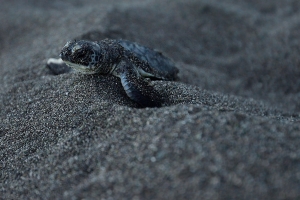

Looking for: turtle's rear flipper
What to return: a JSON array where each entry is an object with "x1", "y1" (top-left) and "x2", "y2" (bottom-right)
[
  {"x1": 114, "y1": 61, "x2": 163, "y2": 108},
  {"x1": 47, "y1": 58, "x2": 73, "y2": 75}
]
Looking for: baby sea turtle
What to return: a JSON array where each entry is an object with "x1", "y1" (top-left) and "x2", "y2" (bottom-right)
[{"x1": 47, "y1": 39, "x2": 178, "y2": 107}]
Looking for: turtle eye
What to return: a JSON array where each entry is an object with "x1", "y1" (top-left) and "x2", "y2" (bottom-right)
[{"x1": 75, "y1": 50, "x2": 86, "y2": 60}]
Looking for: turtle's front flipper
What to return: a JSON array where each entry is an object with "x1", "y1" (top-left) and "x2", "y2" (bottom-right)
[
  {"x1": 47, "y1": 58, "x2": 73, "y2": 75},
  {"x1": 114, "y1": 61, "x2": 163, "y2": 108}
]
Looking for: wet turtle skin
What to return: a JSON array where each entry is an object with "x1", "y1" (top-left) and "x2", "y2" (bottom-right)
[{"x1": 47, "y1": 39, "x2": 179, "y2": 107}]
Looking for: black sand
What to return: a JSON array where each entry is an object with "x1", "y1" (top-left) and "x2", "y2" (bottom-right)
[{"x1": 1, "y1": 0, "x2": 300, "y2": 199}]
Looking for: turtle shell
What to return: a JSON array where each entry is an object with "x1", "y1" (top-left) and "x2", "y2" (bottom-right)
[{"x1": 118, "y1": 40, "x2": 178, "y2": 81}]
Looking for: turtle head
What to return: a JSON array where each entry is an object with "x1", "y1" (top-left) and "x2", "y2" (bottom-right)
[{"x1": 60, "y1": 40, "x2": 104, "y2": 74}]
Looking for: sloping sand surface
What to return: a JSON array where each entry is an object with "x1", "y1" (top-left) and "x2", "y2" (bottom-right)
[{"x1": 1, "y1": 0, "x2": 300, "y2": 199}]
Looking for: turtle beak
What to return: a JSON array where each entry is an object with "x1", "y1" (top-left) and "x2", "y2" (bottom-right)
[{"x1": 60, "y1": 52, "x2": 67, "y2": 61}]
